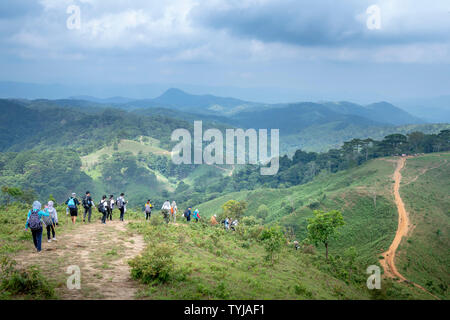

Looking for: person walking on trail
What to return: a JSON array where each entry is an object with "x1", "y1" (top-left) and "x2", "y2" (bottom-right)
[
  {"x1": 116, "y1": 193, "x2": 127, "y2": 221},
  {"x1": 193, "y1": 208, "x2": 200, "y2": 223},
  {"x1": 184, "y1": 207, "x2": 192, "y2": 222},
  {"x1": 106, "y1": 195, "x2": 114, "y2": 221},
  {"x1": 171, "y1": 201, "x2": 178, "y2": 223},
  {"x1": 230, "y1": 219, "x2": 238, "y2": 231},
  {"x1": 66, "y1": 193, "x2": 80, "y2": 224},
  {"x1": 25, "y1": 201, "x2": 45, "y2": 253},
  {"x1": 161, "y1": 200, "x2": 171, "y2": 224},
  {"x1": 210, "y1": 214, "x2": 218, "y2": 226},
  {"x1": 82, "y1": 191, "x2": 94, "y2": 223},
  {"x1": 99, "y1": 195, "x2": 108, "y2": 224},
  {"x1": 224, "y1": 217, "x2": 230, "y2": 230},
  {"x1": 144, "y1": 200, "x2": 153, "y2": 221},
  {"x1": 43, "y1": 201, "x2": 58, "y2": 242}
]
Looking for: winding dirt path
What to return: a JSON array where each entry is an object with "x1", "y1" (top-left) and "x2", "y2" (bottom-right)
[
  {"x1": 379, "y1": 157, "x2": 438, "y2": 299},
  {"x1": 13, "y1": 220, "x2": 145, "y2": 300}
]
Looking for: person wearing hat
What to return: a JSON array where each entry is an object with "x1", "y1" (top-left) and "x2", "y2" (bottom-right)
[{"x1": 65, "y1": 192, "x2": 80, "y2": 224}]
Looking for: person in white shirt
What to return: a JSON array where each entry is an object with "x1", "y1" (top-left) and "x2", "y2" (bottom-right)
[
  {"x1": 161, "y1": 200, "x2": 171, "y2": 224},
  {"x1": 171, "y1": 201, "x2": 178, "y2": 223}
]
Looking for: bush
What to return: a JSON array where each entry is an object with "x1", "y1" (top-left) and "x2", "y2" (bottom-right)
[
  {"x1": 0, "y1": 257, "x2": 56, "y2": 299},
  {"x1": 294, "y1": 283, "x2": 313, "y2": 298},
  {"x1": 260, "y1": 226, "x2": 286, "y2": 264},
  {"x1": 129, "y1": 244, "x2": 175, "y2": 284}
]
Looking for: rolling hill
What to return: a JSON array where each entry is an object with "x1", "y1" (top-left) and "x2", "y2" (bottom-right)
[{"x1": 194, "y1": 153, "x2": 450, "y2": 299}]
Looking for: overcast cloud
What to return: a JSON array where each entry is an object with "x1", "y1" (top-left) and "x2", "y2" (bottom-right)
[{"x1": 0, "y1": 0, "x2": 449, "y2": 101}]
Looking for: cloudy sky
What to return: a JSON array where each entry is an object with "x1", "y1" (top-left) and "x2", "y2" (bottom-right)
[{"x1": 0, "y1": 0, "x2": 449, "y2": 102}]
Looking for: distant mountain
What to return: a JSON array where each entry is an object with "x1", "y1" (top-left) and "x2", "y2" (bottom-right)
[
  {"x1": 68, "y1": 95, "x2": 135, "y2": 105},
  {"x1": 395, "y1": 95, "x2": 450, "y2": 123},
  {"x1": 231, "y1": 102, "x2": 384, "y2": 134},
  {"x1": 125, "y1": 88, "x2": 266, "y2": 115},
  {"x1": 323, "y1": 101, "x2": 424, "y2": 126}
]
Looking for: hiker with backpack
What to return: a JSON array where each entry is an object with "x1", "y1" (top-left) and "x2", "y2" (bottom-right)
[
  {"x1": 161, "y1": 200, "x2": 171, "y2": 224},
  {"x1": 116, "y1": 193, "x2": 127, "y2": 221},
  {"x1": 184, "y1": 207, "x2": 192, "y2": 222},
  {"x1": 144, "y1": 200, "x2": 153, "y2": 221},
  {"x1": 171, "y1": 201, "x2": 178, "y2": 223},
  {"x1": 193, "y1": 208, "x2": 201, "y2": 223},
  {"x1": 224, "y1": 217, "x2": 230, "y2": 230},
  {"x1": 107, "y1": 195, "x2": 114, "y2": 221},
  {"x1": 99, "y1": 195, "x2": 108, "y2": 224},
  {"x1": 230, "y1": 219, "x2": 238, "y2": 231},
  {"x1": 210, "y1": 214, "x2": 218, "y2": 226},
  {"x1": 43, "y1": 201, "x2": 58, "y2": 242},
  {"x1": 82, "y1": 191, "x2": 94, "y2": 223},
  {"x1": 65, "y1": 193, "x2": 80, "y2": 224},
  {"x1": 25, "y1": 201, "x2": 45, "y2": 253}
]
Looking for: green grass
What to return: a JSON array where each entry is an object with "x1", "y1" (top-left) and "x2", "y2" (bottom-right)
[
  {"x1": 396, "y1": 153, "x2": 450, "y2": 298},
  {"x1": 127, "y1": 215, "x2": 432, "y2": 300},
  {"x1": 127, "y1": 219, "x2": 372, "y2": 300},
  {"x1": 196, "y1": 158, "x2": 398, "y2": 265},
  {"x1": 193, "y1": 154, "x2": 449, "y2": 299},
  {"x1": 81, "y1": 136, "x2": 169, "y2": 169}
]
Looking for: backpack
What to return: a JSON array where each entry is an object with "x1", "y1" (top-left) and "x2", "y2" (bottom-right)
[
  {"x1": 97, "y1": 201, "x2": 105, "y2": 213},
  {"x1": 68, "y1": 198, "x2": 76, "y2": 209},
  {"x1": 116, "y1": 197, "x2": 124, "y2": 209},
  {"x1": 29, "y1": 210, "x2": 42, "y2": 230},
  {"x1": 82, "y1": 196, "x2": 90, "y2": 208},
  {"x1": 42, "y1": 211, "x2": 53, "y2": 226},
  {"x1": 145, "y1": 203, "x2": 152, "y2": 213}
]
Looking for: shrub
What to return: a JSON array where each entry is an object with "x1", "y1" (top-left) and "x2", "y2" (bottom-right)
[
  {"x1": 294, "y1": 283, "x2": 313, "y2": 298},
  {"x1": 129, "y1": 244, "x2": 175, "y2": 284},
  {"x1": 213, "y1": 281, "x2": 230, "y2": 299},
  {"x1": 0, "y1": 257, "x2": 56, "y2": 299},
  {"x1": 260, "y1": 226, "x2": 286, "y2": 264}
]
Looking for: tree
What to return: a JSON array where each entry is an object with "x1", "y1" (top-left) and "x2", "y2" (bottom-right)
[
  {"x1": 18, "y1": 188, "x2": 37, "y2": 205},
  {"x1": 256, "y1": 204, "x2": 269, "y2": 220},
  {"x1": 48, "y1": 194, "x2": 57, "y2": 205},
  {"x1": 260, "y1": 226, "x2": 286, "y2": 264},
  {"x1": 222, "y1": 200, "x2": 247, "y2": 220},
  {"x1": 1, "y1": 186, "x2": 23, "y2": 205},
  {"x1": 307, "y1": 210, "x2": 345, "y2": 260}
]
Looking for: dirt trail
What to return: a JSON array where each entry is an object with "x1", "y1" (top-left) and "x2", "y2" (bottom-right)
[
  {"x1": 379, "y1": 157, "x2": 438, "y2": 299},
  {"x1": 13, "y1": 220, "x2": 145, "y2": 300}
]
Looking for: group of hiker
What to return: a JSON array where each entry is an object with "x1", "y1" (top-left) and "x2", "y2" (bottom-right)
[
  {"x1": 210, "y1": 215, "x2": 238, "y2": 231},
  {"x1": 148, "y1": 200, "x2": 201, "y2": 224},
  {"x1": 24, "y1": 190, "x2": 235, "y2": 253},
  {"x1": 25, "y1": 191, "x2": 128, "y2": 253},
  {"x1": 24, "y1": 200, "x2": 58, "y2": 253},
  {"x1": 64, "y1": 191, "x2": 128, "y2": 225}
]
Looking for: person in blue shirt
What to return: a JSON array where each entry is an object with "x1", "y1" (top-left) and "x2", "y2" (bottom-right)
[
  {"x1": 184, "y1": 207, "x2": 192, "y2": 222},
  {"x1": 25, "y1": 201, "x2": 46, "y2": 253},
  {"x1": 193, "y1": 208, "x2": 201, "y2": 223},
  {"x1": 65, "y1": 193, "x2": 80, "y2": 224}
]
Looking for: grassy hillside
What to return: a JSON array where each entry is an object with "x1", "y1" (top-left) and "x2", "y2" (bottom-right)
[
  {"x1": 396, "y1": 153, "x2": 450, "y2": 298},
  {"x1": 81, "y1": 137, "x2": 169, "y2": 169},
  {"x1": 194, "y1": 153, "x2": 449, "y2": 299},
  {"x1": 196, "y1": 158, "x2": 399, "y2": 264},
  {"x1": 0, "y1": 183, "x2": 435, "y2": 300}
]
